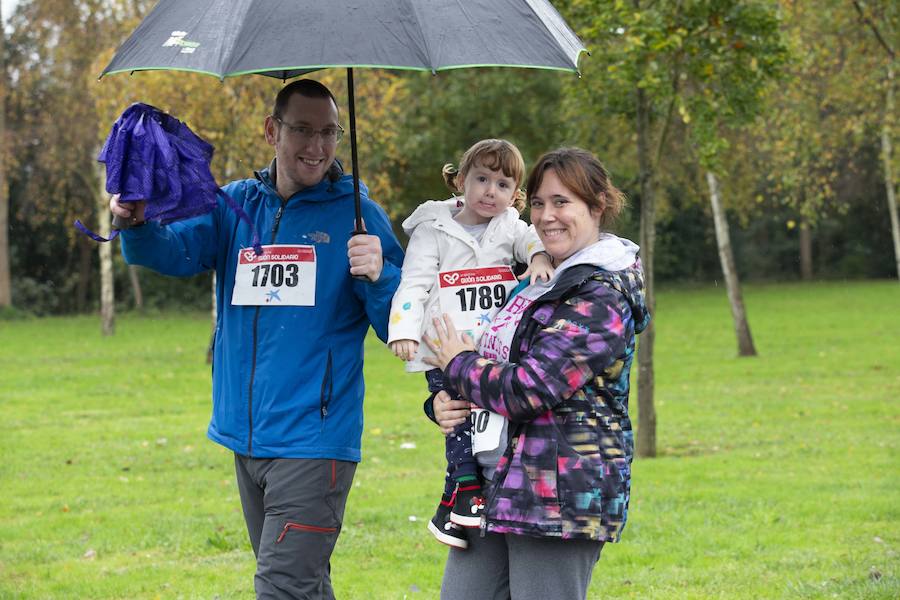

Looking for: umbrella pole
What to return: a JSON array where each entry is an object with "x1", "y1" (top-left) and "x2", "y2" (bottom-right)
[{"x1": 347, "y1": 68, "x2": 364, "y2": 235}]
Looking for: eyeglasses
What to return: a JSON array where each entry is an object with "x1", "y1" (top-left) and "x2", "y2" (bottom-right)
[{"x1": 273, "y1": 116, "x2": 344, "y2": 144}]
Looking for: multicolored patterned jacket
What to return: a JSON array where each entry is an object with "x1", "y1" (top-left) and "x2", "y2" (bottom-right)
[{"x1": 445, "y1": 261, "x2": 650, "y2": 542}]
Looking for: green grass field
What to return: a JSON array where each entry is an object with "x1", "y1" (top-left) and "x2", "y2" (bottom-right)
[{"x1": 1, "y1": 280, "x2": 898, "y2": 599}]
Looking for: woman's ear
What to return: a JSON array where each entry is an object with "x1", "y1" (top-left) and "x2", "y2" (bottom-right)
[{"x1": 591, "y1": 193, "x2": 606, "y2": 223}]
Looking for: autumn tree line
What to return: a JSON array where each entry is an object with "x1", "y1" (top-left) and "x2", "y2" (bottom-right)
[
  {"x1": 1, "y1": 0, "x2": 896, "y2": 318},
  {"x1": 0, "y1": 0, "x2": 896, "y2": 456}
]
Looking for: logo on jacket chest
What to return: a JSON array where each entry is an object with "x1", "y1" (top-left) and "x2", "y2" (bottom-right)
[{"x1": 305, "y1": 231, "x2": 331, "y2": 244}]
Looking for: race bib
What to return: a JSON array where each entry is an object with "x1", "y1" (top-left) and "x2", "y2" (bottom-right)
[
  {"x1": 471, "y1": 408, "x2": 505, "y2": 454},
  {"x1": 437, "y1": 266, "x2": 517, "y2": 341},
  {"x1": 231, "y1": 245, "x2": 316, "y2": 306}
]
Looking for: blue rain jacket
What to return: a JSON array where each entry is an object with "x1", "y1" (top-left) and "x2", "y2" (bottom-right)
[{"x1": 120, "y1": 167, "x2": 403, "y2": 461}]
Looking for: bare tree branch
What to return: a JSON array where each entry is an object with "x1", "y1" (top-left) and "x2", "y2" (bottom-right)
[{"x1": 851, "y1": 0, "x2": 896, "y2": 60}]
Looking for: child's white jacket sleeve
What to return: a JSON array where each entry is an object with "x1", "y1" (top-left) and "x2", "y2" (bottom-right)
[
  {"x1": 387, "y1": 224, "x2": 440, "y2": 344},
  {"x1": 512, "y1": 220, "x2": 544, "y2": 264}
]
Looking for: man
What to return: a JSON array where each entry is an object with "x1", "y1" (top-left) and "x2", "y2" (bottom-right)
[{"x1": 110, "y1": 79, "x2": 404, "y2": 598}]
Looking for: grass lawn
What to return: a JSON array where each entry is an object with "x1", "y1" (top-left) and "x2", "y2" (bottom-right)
[{"x1": 1, "y1": 280, "x2": 898, "y2": 599}]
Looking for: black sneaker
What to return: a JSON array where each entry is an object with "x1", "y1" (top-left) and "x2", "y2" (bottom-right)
[
  {"x1": 427, "y1": 499, "x2": 468, "y2": 549},
  {"x1": 450, "y1": 484, "x2": 485, "y2": 528}
]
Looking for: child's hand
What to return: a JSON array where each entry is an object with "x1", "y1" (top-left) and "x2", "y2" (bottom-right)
[
  {"x1": 520, "y1": 251, "x2": 555, "y2": 284},
  {"x1": 389, "y1": 339, "x2": 419, "y2": 361}
]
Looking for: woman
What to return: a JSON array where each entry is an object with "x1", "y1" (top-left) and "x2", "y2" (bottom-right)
[{"x1": 425, "y1": 147, "x2": 650, "y2": 599}]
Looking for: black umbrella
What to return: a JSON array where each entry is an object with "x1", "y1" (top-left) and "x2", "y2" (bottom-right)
[{"x1": 101, "y1": 0, "x2": 587, "y2": 233}]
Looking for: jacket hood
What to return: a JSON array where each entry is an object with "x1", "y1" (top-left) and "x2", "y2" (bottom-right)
[
  {"x1": 400, "y1": 197, "x2": 462, "y2": 234},
  {"x1": 568, "y1": 233, "x2": 640, "y2": 271},
  {"x1": 550, "y1": 234, "x2": 649, "y2": 334},
  {"x1": 254, "y1": 158, "x2": 359, "y2": 203},
  {"x1": 400, "y1": 196, "x2": 522, "y2": 236}
]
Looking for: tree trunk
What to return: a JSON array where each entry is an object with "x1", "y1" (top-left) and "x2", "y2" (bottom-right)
[
  {"x1": 0, "y1": 165, "x2": 9, "y2": 308},
  {"x1": 882, "y1": 64, "x2": 900, "y2": 281},
  {"x1": 706, "y1": 171, "x2": 757, "y2": 357},
  {"x1": 76, "y1": 236, "x2": 92, "y2": 312},
  {"x1": 96, "y1": 162, "x2": 114, "y2": 335},
  {"x1": 635, "y1": 86, "x2": 657, "y2": 459},
  {"x1": 0, "y1": 3, "x2": 10, "y2": 309},
  {"x1": 128, "y1": 265, "x2": 143, "y2": 311},
  {"x1": 799, "y1": 219, "x2": 813, "y2": 280}
]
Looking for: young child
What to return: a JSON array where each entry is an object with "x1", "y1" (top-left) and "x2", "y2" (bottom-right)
[{"x1": 388, "y1": 139, "x2": 553, "y2": 549}]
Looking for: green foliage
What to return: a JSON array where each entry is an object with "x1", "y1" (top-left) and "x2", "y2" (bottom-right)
[
  {"x1": 1, "y1": 281, "x2": 899, "y2": 597},
  {"x1": 749, "y1": 0, "x2": 894, "y2": 223},
  {"x1": 1, "y1": 0, "x2": 898, "y2": 312},
  {"x1": 563, "y1": 0, "x2": 788, "y2": 173},
  {"x1": 379, "y1": 68, "x2": 572, "y2": 224},
  {"x1": 0, "y1": 303, "x2": 31, "y2": 320}
]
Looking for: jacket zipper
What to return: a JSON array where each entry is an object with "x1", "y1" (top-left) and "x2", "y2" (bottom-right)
[
  {"x1": 479, "y1": 269, "x2": 600, "y2": 535},
  {"x1": 246, "y1": 199, "x2": 288, "y2": 457},
  {"x1": 320, "y1": 349, "x2": 333, "y2": 421},
  {"x1": 480, "y1": 292, "x2": 542, "y2": 536},
  {"x1": 275, "y1": 521, "x2": 337, "y2": 543}
]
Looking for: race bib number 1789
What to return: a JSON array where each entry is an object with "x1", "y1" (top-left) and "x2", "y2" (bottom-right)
[{"x1": 437, "y1": 266, "x2": 517, "y2": 339}]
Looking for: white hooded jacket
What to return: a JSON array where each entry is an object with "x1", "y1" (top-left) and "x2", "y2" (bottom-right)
[{"x1": 388, "y1": 197, "x2": 543, "y2": 372}]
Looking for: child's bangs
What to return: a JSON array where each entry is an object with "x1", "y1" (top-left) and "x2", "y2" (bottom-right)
[{"x1": 474, "y1": 149, "x2": 523, "y2": 183}]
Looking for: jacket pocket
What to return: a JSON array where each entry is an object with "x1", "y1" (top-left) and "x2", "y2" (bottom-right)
[{"x1": 520, "y1": 437, "x2": 562, "y2": 528}]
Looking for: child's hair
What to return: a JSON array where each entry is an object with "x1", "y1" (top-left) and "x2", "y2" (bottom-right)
[
  {"x1": 525, "y1": 147, "x2": 626, "y2": 230},
  {"x1": 441, "y1": 139, "x2": 527, "y2": 211}
]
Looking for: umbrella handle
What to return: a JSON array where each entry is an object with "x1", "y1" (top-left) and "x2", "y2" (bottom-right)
[
  {"x1": 111, "y1": 214, "x2": 133, "y2": 230},
  {"x1": 347, "y1": 68, "x2": 364, "y2": 236},
  {"x1": 348, "y1": 67, "x2": 368, "y2": 281}
]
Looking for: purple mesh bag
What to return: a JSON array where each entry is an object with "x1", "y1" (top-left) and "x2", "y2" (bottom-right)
[{"x1": 76, "y1": 103, "x2": 261, "y2": 254}]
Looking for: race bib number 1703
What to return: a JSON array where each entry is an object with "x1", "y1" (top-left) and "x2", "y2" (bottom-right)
[{"x1": 231, "y1": 245, "x2": 316, "y2": 306}]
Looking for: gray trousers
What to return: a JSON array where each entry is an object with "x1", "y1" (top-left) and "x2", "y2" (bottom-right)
[
  {"x1": 234, "y1": 454, "x2": 357, "y2": 600},
  {"x1": 441, "y1": 531, "x2": 603, "y2": 600}
]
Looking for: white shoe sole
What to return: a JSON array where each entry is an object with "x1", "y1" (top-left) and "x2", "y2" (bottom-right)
[
  {"x1": 427, "y1": 520, "x2": 468, "y2": 549},
  {"x1": 449, "y1": 512, "x2": 482, "y2": 528}
]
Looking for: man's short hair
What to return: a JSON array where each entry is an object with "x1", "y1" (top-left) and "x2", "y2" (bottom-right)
[{"x1": 272, "y1": 79, "x2": 339, "y2": 119}]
